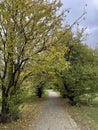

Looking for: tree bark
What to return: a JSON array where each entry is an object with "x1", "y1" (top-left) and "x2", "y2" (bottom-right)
[
  {"x1": 37, "y1": 87, "x2": 42, "y2": 98},
  {"x1": 68, "y1": 96, "x2": 76, "y2": 105},
  {"x1": 63, "y1": 82, "x2": 76, "y2": 105},
  {"x1": 1, "y1": 89, "x2": 10, "y2": 123}
]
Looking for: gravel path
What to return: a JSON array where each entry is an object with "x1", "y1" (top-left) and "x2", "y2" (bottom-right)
[{"x1": 31, "y1": 90, "x2": 80, "y2": 130}]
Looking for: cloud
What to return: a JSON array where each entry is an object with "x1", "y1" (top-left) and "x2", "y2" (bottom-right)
[
  {"x1": 61, "y1": 0, "x2": 98, "y2": 47},
  {"x1": 93, "y1": 0, "x2": 98, "y2": 9}
]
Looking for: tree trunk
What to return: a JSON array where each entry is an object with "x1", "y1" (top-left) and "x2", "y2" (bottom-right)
[
  {"x1": 38, "y1": 88, "x2": 42, "y2": 98},
  {"x1": 68, "y1": 96, "x2": 76, "y2": 105},
  {"x1": 62, "y1": 94, "x2": 66, "y2": 98},
  {"x1": 1, "y1": 90, "x2": 10, "y2": 123},
  {"x1": 63, "y1": 82, "x2": 76, "y2": 105}
]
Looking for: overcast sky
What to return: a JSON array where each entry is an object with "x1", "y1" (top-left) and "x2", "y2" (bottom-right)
[{"x1": 61, "y1": 0, "x2": 98, "y2": 48}]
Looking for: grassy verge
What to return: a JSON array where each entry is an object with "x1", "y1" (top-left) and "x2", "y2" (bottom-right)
[
  {"x1": 64, "y1": 98, "x2": 98, "y2": 130},
  {"x1": 0, "y1": 91, "x2": 45, "y2": 130}
]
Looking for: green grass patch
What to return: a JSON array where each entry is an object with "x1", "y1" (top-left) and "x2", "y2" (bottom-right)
[
  {"x1": 73, "y1": 106, "x2": 98, "y2": 129},
  {"x1": 67, "y1": 97, "x2": 98, "y2": 130}
]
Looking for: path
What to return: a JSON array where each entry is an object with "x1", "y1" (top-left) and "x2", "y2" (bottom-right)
[{"x1": 30, "y1": 90, "x2": 80, "y2": 130}]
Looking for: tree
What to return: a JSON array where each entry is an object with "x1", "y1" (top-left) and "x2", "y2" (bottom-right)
[
  {"x1": 0, "y1": 0, "x2": 69, "y2": 122},
  {"x1": 63, "y1": 42, "x2": 98, "y2": 105}
]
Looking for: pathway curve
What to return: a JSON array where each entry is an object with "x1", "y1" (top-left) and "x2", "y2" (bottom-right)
[{"x1": 31, "y1": 90, "x2": 80, "y2": 130}]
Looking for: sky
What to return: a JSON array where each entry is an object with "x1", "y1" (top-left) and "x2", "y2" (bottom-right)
[{"x1": 61, "y1": 0, "x2": 98, "y2": 48}]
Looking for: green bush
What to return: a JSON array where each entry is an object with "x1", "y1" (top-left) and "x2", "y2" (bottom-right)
[{"x1": 8, "y1": 88, "x2": 25, "y2": 121}]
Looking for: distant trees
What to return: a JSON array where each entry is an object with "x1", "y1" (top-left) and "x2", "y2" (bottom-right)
[{"x1": 61, "y1": 42, "x2": 98, "y2": 105}]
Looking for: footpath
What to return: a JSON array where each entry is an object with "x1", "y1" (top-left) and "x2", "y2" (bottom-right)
[{"x1": 30, "y1": 90, "x2": 80, "y2": 130}]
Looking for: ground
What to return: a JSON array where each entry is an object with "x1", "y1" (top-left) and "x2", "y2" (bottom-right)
[
  {"x1": 0, "y1": 89, "x2": 92, "y2": 130},
  {"x1": 30, "y1": 90, "x2": 80, "y2": 130}
]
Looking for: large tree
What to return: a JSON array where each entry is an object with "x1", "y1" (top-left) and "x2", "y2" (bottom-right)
[{"x1": 0, "y1": 0, "x2": 69, "y2": 122}]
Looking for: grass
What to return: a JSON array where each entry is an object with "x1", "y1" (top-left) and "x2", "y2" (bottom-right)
[{"x1": 65, "y1": 97, "x2": 98, "y2": 130}]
